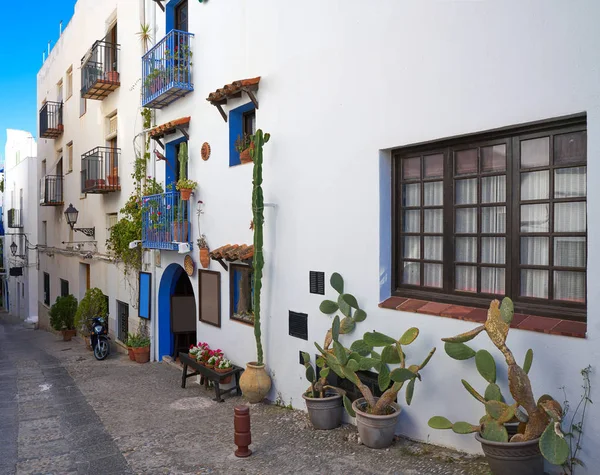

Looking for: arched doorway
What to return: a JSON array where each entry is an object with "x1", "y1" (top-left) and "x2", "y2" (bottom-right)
[{"x1": 158, "y1": 263, "x2": 196, "y2": 361}]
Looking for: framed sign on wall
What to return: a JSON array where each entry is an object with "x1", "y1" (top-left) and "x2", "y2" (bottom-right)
[{"x1": 199, "y1": 269, "x2": 221, "y2": 327}]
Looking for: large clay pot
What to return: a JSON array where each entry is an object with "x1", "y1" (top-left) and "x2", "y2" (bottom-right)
[
  {"x1": 133, "y1": 346, "x2": 150, "y2": 364},
  {"x1": 127, "y1": 347, "x2": 135, "y2": 361},
  {"x1": 302, "y1": 390, "x2": 343, "y2": 430},
  {"x1": 239, "y1": 362, "x2": 271, "y2": 403},
  {"x1": 199, "y1": 247, "x2": 210, "y2": 269},
  {"x1": 352, "y1": 397, "x2": 401, "y2": 449},
  {"x1": 475, "y1": 433, "x2": 543, "y2": 475},
  {"x1": 61, "y1": 329, "x2": 76, "y2": 341}
]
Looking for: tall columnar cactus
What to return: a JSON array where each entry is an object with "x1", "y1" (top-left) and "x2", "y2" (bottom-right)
[
  {"x1": 250, "y1": 130, "x2": 269, "y2": 366},
  {"x1": 428, "y1": 298, "x2": 569, "y2": 466},
  {"x1": 178, "y1": 142, "x2": 188, "y2": 180}
]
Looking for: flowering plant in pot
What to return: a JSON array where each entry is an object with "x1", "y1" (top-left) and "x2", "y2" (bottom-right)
[
  {"x1": 126, "y1": 333, "x2": 138, "y2": 361},
  {"x1": 189, "y1": 344, "x2": 200, "y2": 359},
  {"x1": 49, "y1": 295, "x2": 78, "y2": 341},
  {"x1": 235, "y1": 134, "x2": 253, "y2": 164},
  {"x1": 301, "y1": 272, "x2": 369, "y2": 430},
  {"x1": 428, "y1": 298, "x2": 569, "y2": 474},
  {"x1": 215, "y1": 357, "x2": 234, "y2": 384},
  {"x1": 206, "y1": 349, "x2": 223, "y2": 368}
]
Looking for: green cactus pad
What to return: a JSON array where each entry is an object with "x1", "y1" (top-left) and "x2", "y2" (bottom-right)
[
  {"x1": 499, "y1": 297, "x2": 514, "y2": 324},
  {"x1": 481, "y1": 420, "x2": 508, "y2": 442},
  {"x1": 444, "y1": 342, "x2": 476, "y2": 360},
  {"x1": 381, "y1": 345, "x2": 401, "y2": 364},
  {"x1": 441, "y1": 325, "x2": 485, "y2": 343},
  {"x1": 316, "y1": 356, "x2": 325, "y2": 368},
  {"x1": 371, "y1": 350, "x2": 381, "y2": 359},
  {"x1": 485, "y1": 400, "x2": 515, "y2": 423},
  {"x1": 419, "y1": 348, "x2": 435, "y2": 369},
  {"x1": 320, "y1": 367, "x2": 330, "y2": 379},
  {"x1": 428, "y1": 416, "x2": 453, "y2": 430},
  {"x1": 461, "y1": 379, "x2": 486, "y2": 403},
  {"x1": 475, "y1": 350, "x2": 496, "y2": 383},
  {"x1": 330, "y1": 272, "x2": 344, "y2": 294},
  {"x1": 452, "y1": 421, "x2": 480, "y2": 434},
  {"x1": 301, "y1": 352, "x2": 311, "y2": 365},
  {"x1": 337, "y1": 294, "x2": 351, "y2": 318},
  {"x1": 540, "y1": 421, "x2": 569, "y2": 465},
  {"x1": 339, "y1": 317, "x2": 356, "y2": 334},
  {"x1": 305, "y1": 365, "x2": 315, "y2": 383},
  {"x1": 325, "y1": 354, "x2": 343, "y2": 378},
  {"x1": 353, "y1": 309, "x2": 367, "y2": 322},
  {"x1": 484, "y1": 383, "x2": 504, "y2": 402},
  {"x1": 359, "y1": 357, "x2": 378, "y2": 371},
  {"x1": 332, "y1": 315, "x2": 341, "y2": 341},
  {"x1": 346, "y1": 358, "x2": 359, "y2": 373},
  {"x1": 390, "y1": 368, "x2": 418, "y2": 383},
  {"x1": 343, "y1": 394, "x2": 356, "y2": 417},
  {"x1": 319, "y1": 300, "x2": 339, "y2": 314},
  {"x1": 333, "y1": 341, "x2": 347, "y2": 365},
  {"x1": 405, "y1": 378, "x2": 416, "y2": 405},
  {"x1": 364, "y1": 331, "x2": 397, "y2": 347},
  {"x1": 523, "y1": 349, "x2": 533, "y2": 374},
  {"x1": 378, "y1": 364, "x2": 391, "y2": 392},
  {"x1": 399, "y1": 327, "x2": 419, "y2": 345},
  {"x1": 350, "y1": 339, "x2": 371, "y2": 356},
  {"x1": 341, "y1": 293, "x2": 359, "y2": 309}
]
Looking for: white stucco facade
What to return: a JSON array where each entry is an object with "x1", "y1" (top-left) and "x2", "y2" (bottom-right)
[{"x1": 3, "y1": 129, "x2": 38, "y2": 320}]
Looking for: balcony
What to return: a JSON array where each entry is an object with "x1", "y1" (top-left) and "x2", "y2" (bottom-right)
[
  {"x1": 81, "y1": 40, "x2": 120, "y2": 100},
  {"x1": 39, "y1": 101, "x2": 63, "y2": 138},
  {"x1": 142, "y1": 191, "x2": 191, "y2": 250},
  {"x1": 8, "y1": 209, "x2": 23, "y2": 228},
  {"x1": 40, "y1": 175, "x2": 64, "y2": 206},
  {"x1": 142, "y1": 30, "x2": 194, "y2": 109},
  {"x1": 81, "y1": 147, "x2": 121, "y2": 194}
]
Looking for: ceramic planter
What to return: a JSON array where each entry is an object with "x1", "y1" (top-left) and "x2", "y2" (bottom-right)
[
  {"x1": 127, "y1": 347, "x2": 135, "y2": 361},
  {"x1": 133, "y1": 346, "x2": 150, "y2": 364},
  {"x1": 173, "y1": 221, "x2": 189, "y2": 242},
  {"x1": 180, "y1": 188, "x2": 192, "y2": 201},
  {"x1": 352, "y1": 397, "x2": 401, "y2": 449},
  {"x1": 475, "y1": 433, "x2": 543, "y2": 475},
  {"x1": 215, "y1": 367, "x2": 233, "y2": 384},
  {"x1": 199, "y1": 247, "x2": 210, "y2": 268},
  {"x1": 239, "y1": 148, "x2": 252, "y2": 164},
  {"x1": 302, "y1": 391, "x2": 343, "y2": 430},
  {"x1": 239, "y1": 362, "x2": 271, "y2": 403},
  {"x1": 106, "y1": 71, "x2": 120, "y2": 83},
  {"x1": 61, "y1": 329, "x2": 76, "y2": 341}
]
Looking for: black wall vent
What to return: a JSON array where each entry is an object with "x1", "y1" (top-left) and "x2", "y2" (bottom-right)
[
  {"x1": 309, "y1": 271, "x2": 325, "y2": 295},
  {"x1": 289, "y1": 311, "x2": 308, "y2": 340},
  {"x1": 9, "y1": 267, "x2": 23, "y2": 277}
]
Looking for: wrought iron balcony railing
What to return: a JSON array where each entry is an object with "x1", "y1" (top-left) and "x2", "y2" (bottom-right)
[
  {"x1": 81, "y1": 40, "x2": 120, "y2": 100},
  {"x1": 8, "y1": 209, "x2": 23, "y2": 228},
  {"x1": 40, "y1": 175, "x2": 64, "y2": 206},
  {"x1": 39, "y1": 101, "x2": 63, "y2": 138},
  {"x1": 142, "y1": 191, "x2": 191, "y2": 250},
  {"x1": 81, "y1": 147, "x2": 121, "y2": 194},
  {"x1": 142, "y1": 30, "x2": 194, "y2": 109}
]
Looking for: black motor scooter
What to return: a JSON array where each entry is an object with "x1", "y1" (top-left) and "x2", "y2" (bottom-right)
[{"x1": 90, "y1": 316, "x2": 110, "y2": 360}]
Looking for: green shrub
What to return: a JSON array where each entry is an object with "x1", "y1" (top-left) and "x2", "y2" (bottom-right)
[
  {"x1": 74, "y1": 288, "x2": 108, "y2": 336},
  {"x1": 49, "y1": 295, "x2": 78, "y2": 331}
]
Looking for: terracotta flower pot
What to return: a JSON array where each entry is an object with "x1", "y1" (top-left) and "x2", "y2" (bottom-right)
[
  {"x1": 199, "y1": 247, "x2": 210, "y2": 269},
  {"x1": 127, "y1": 347, "x2": 135, "y2": 361},
  {"x1": 61, "y1": 329, "x2": 76, "y2": 341},
  {"x1": 239, "y1": 148, "x2": 252, "y2": 164},
  {"x1": 133, "y1": 346, "x2": 150, "y2": 364},
  {"x1": 215, "y1": 367, "x2": 233, "y2": 384},
  {"x1": 107, "y1": 71, "x2": 120, "y2": 83},
  {"x1": 173, "y1": 221, "x2": 189, "y2": 242},
  {"x1": 239, "y1": 362, "x2": 271, "y2": 403},
  {"x1": 180, "y1": 188, "x2": 192, "y2": 201}
]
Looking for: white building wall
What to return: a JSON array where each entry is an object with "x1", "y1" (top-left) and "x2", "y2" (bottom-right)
[{"x1": 147, "y1": 1, "x2": 600, "y2": 472}]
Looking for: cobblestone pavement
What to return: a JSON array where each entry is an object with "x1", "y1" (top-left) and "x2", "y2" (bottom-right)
[{"x1": 0, "y1": 316, "x2": 491, "y2": 475}]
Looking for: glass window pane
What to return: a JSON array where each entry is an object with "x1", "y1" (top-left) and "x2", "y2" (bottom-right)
[
  {"x1": 520, "y1": 204, "x2": 549, "y2": 232},
  {"x1": 554, "y1": 237, "x2": 586, "y2": 268},
  {"x1": 424, "y1": 181, "x2": 443, "y2": 206},
  {"x1": 456, "y1": 266, "x2": 476, "y2": 292},
  {"x1": 554, "y1": 202, "x2": 586, "y2": 232},
  {"x1": 424, "y1": 236, "x2": 443, "y2": 261},
  {"x1": 521, "y1": 171, "x2": 549, "y2": 200},
  {"x1": 554, "y1": 131, "x2": 586, "y2": 165},
  {"x1": 456, "y1": 179, "x2": 477, "y2": 205},
  {"x1": 403, "y1": 210, "x2": 420, "y2": 232},
  {"x1": 521, "y1": 269, "x2": 548, "y2": 299},
  {"x1": 424, "y1": 154, "x2": 444, "y2": 178},
  {"x1": 402, "y1": 262, "x2": 420, "y2": 285},
  {"x1": 554, "y1": 271, "x2": 585, "y2": 302},
  {"x1": 403, "y1": 157, "x2": 420, "y2": 180},
  {"x1": 424, "y1": 209, "x2": 443, "y2": 233},
  {"x1": 482, "y1": 268, "x2": 505, "y2": 294},
  {"x1": 482, "y1": 237, "x2": 505, "y2": 264},
  {"x1": 481, "y1": 176, "x2": 506, "y2": 203},
  {"x1": 403, "y1": 236, "x2": 420, "y2": 259},
  {"x1": 481, "y1": 144, "x2": 506, "y2": 172},
  {"x1": 424, "y1": 264, "x2": 443, "y2": 288},
  {"x1": 402, "y1": 183, "x2": 420, "y2": 207},
  {"x1": 555, "y1": 167, "x2": 586, "y2": 198},
  {"x1": 482, "y1": 206, "x2": 506, "y2": 233},
  {"x1": 455, "y1": 149, "x2": 478, "y2": 175},
  {"x1": 521, "y1": 237, "x2": 549, "y2": 265},
  {"x1": 521, "y1": 137, "x2": 549, "y2": 168},
  {"x1": 456, "y1": 208, "x2": 477, "y2": 234},
  {"x1": 456, "y1": 237, "x2": 477, "y2": 263}
]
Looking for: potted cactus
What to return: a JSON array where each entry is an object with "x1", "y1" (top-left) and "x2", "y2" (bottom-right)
[
  {"x1": 175, "y1": 143, "x2": 197, "y2": 201},
  {"x1": 428, "y1": 298, "x2": 569, "y2": 474}
]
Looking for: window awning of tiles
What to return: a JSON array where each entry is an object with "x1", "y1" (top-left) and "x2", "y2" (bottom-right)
[
  {"x1": 148, "y1": 116, "x2": 190, "y2": 150},
  {"x1": 206, "y1": 77, "x2": 261, "y2": 122},
  {"x1": 209, "y1": 244, "x2": 254, "y2": 270}
]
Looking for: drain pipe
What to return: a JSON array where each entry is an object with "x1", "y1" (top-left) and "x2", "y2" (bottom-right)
[{"x1": 149, "y1": 0, "x2": 158, "y2": 363}]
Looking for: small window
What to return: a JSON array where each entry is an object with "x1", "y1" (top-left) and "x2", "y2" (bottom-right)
[
  {"x1": 229, "y1": 103, "x2": 256, "y2": 167},
  {"x1": 66, "y1": 142, "x2": 73, "y2": 173},
  {"x1": 230, "y1": 264, "x2": 254, "y2": 324},
  {"x1": 80, "y1": 96, "x2": 86, "y2": 117},
  {"x1": 107, "y1": 213, "x2": 118, "y2": 233},
  {"x1": 66, "y1": 67, "x2": 73, "y2": 99},
  {"x1": 60, "y1": 279, "x2": 69, "y2": 297},
  {"x1": 243, "y1": 110, "x2": 256, "y2": 137},
  {"x1": 57, "y1": 79, "x2": 63, "y2": 103},
  {"x1": 42, "y1": 221, "x2": 47, "y2": 246},
  {"x1": 43, "y1": 272, "x2": 50, "y2": 305}
]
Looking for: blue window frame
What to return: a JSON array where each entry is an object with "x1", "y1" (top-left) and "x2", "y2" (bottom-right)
[
  {"x1": 229, "y1": 102, "x2": 256, "y2": 166},
  {"x1": 165, "y1": 136, "x2": 188, "y2": 187}
]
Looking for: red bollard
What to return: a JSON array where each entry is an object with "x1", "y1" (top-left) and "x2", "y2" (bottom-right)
[{"x1": 234, "y1": 405, "x2": 252, "y2": 457}]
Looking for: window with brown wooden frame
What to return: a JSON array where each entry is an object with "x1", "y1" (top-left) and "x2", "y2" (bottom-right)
[
  {"x1": 230, "y1": 264, "x2": 254, "y2": 325},
  {"x1": 392, "y1": 115, "x2": 587, "y2": 321}
]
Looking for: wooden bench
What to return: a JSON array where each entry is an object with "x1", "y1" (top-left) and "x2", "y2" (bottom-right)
[{"x1": 179, "y1": 352, "x2": 243, "y2": 402}]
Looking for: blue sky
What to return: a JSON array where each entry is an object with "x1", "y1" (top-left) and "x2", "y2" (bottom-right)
[{"x1": 0, "y1": 1, "x2": 76, "y2": 163}]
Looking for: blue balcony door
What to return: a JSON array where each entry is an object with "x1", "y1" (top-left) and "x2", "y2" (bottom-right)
[{"x1": 166, "y1": 0, "x2": 188, "y2": 33}]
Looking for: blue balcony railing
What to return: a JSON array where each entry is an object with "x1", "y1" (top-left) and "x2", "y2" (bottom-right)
[
  {"x1": 142, "y1": 30, "x2": 194, "y2": 109},
  {"x1": 142, "y1": 191, "x2": 192, "y2": 250}
]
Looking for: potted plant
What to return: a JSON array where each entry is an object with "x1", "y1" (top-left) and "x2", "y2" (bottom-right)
[
  {"x1": 130, "y1": 334, "x2": 150, "y2": 363},
  {"x1": 428, "y1": 298, "x2": 569, "y2": 474},
  {"x1": 108, "y1": 166, "x2": 118, "y2": 187},
  {"x1": 235, "y1": 134, "x2": 253, "y2": 164},
  {"x1": 171, "y1": 201, "x2": 189, "y2": 242},
  {"x1": 49, "y1": 295, "x2": 78, "y2": 341},
  {"x1": 74, "y1": 287, "x2": 108, "y2": 346},
  {"x1": 206, "y1": 349, "x2": 223, "y2": 369},
  {"x1": 126, "y1": 332, "x2": 137, "y2": 361},
  {"x1": 215, "y1": 358, "x2": 234, "y2": 384},
  {"x1": 301, "y1": 272, "x2": 368, "y2": 430},
  {"x1": 198, "y1": 235, "x2": 210, "y2": 268},
  {"x1": 189, "y1": 344, "x2": 200, "y2": 359},
  {"x1": 239, "y1": 130, "x2": 272, "y2": 403},
  {"x1": 175, "y1": 142, "x2": 197, "y2": 201}
]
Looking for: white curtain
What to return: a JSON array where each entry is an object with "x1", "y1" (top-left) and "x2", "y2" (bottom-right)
[
  {"x1": 521, "y1": 269, "x2": 548, "y2": 298},
  {"x1": 424, "y1": 236, "x2": 443, "y2": 261},
  {"x1": 521, "y1": 171, "x2": 549, "y2": 200},
  {"x1": 520, "y1": 204, "x2": 549, "y2": 232},
  {"x1": 456, "y1": 208, "x2": 477, "y2": 233},
  {"x1": 555, "y1": 167, "x2": 586, "y2": 198},
  {"x1": 482, "y1": 207, "x2": 506, "y2": 233},
  {"x1": 403, "y1": 236, "x2": 420, "y2": 259},
  {"x1": 424, "y1": 264, "x2": 443, "y2": 288},
  {"x1": 554, "y1": 271, "x2": 585, "y2": 302},
  {"x1": 424, "y1": 209, "x2": 443, "y2": 233},
  {"x1": 424, "y1": 181, "x2": 443, "y2": 206},
  {"x1": 555, "y1": 202, "x2": 586, "y2": 232},
  {"x1": 482, "y1": 268, "x2": 505, "y2": 294},
  {"x1": 403, "y1": 183, "x2": 420, "y2": 207},
  {"x1": 403, "y1": 210, "x2": 420, "y2": 232},
  {"x1": 482, "y1": 237, "x2": 505, "y2": 264},
  {"x1": 456, "y1": 237, "x2": 477, "y2": 262},
  {"x1": 482, "y1": 176, "x2": 506, "y2": 203},
  {"x1": 456, "y1": 266, "x2": 476, "y2": 292},
  {"x1": 456, "y1": 179, "x2": 477, "y2": 205},
  {"x1": 403, "y1": 262, "x2": 419, "y2": 285},
  {"x1": 521, "y1": 237, "x2": 548, "y2": 265}
]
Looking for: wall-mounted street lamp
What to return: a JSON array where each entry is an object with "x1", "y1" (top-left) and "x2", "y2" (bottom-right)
[
  {"x1": 64, "y1": 203, "x2": 95, "y2": 238},
  {"x1": 10, "y1": 241, "x2": 17, "y2": 256}
]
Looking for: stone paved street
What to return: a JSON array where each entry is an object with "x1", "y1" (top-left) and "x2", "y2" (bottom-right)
[{"x1": 0, "y1": 315, "x2": 491, "y2": 474}]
